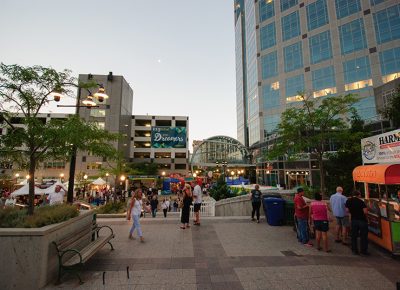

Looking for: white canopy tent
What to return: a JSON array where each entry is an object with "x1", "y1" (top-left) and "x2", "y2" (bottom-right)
[
  {"x1": 11, "y1": 184, "x2": 46, "y2": 197},
  {"x1": 91, "y1": 177, "x2": 106, "y2": 185},
  {"x1": 41, "y1": 181, "x2": 67, "y2": 194}
]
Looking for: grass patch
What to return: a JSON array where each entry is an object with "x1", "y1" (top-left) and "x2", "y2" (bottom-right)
[
  {"x1": 95, "y1": 201, "x2": 126, "y2": 214},
  {"x1": 0, "y1": 204, "x2": 79, "y2": 228}
]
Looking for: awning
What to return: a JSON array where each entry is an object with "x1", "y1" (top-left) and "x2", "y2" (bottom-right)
[{"x1": 352, "y1": 164, "x2": 400, "y2": 184}]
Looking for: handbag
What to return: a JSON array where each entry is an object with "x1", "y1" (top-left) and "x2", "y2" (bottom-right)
[{"x1": 178, "y1": 200, "x2": 183, "y2": 209}]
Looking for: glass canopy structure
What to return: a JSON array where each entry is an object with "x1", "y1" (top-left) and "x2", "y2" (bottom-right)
[{"x1": 190, "y1": 136, "x2": 251, "y2": 167}]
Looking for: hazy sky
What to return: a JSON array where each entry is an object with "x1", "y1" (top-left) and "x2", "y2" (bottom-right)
[{"x1": 0, "y1": 0, "x2": 236, "y2": 151}]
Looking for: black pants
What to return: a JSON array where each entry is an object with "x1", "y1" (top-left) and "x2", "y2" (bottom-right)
[
  {"x1": 252, "y1": 201, "x2": 261, "y2": 221},
  {"x1": 163, "y1": 208, "x2": 168, "y2": 218},
  {"x1": 351, "y1": 220, "x2": 368, "y2": 254}
]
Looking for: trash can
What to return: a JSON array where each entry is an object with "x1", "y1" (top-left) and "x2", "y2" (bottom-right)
[
  {"x1": 263, "y1": 197, "x2": 285, "y2": 226},
  {"x1": 284, "y1": 200, "x2": 295, "y2": 226}
]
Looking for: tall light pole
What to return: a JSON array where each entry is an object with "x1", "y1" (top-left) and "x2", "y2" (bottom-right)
[
  {"x1": 105, "y1": 172, "x2": 109, "y2": 189},
  {"x1": 53, "y1": 81, "x2": 109, "y2": 203}
]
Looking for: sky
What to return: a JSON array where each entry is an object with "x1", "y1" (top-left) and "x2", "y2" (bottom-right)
[{"x1": 0, "y1": 0, "x2": 237, "y2": 151}]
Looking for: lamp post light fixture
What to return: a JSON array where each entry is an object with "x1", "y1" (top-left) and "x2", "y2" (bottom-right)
[
  {"x1": 26, "y1": 174, "x2": 30, "y2": 180},
  {"x1": 193, "y1": 173, "x2": 197, "y2": 178},
  {"x1": 105, "y1": 172, "x2": 109, "y2": 189},
  {"x1": 52, "y1": 81, "x2": 109, "y2": 204},
  {"x1": 59, "y1": 173, "x2": 64, "y2": 183}
]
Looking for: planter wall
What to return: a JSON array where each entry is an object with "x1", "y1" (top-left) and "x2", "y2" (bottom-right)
[{"x1": 0, "y1": 211, "x2": 94, "y2": 289}]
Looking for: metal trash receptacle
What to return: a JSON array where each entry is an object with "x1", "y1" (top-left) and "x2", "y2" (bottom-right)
[
  {"x1": 263, "y1": 197, "x2": 285, "y2": 226},
  {"x1": 284, "y1": 200, "x2": 295, "y2": 226}
]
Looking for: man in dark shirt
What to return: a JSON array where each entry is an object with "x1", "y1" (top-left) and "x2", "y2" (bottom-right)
[
  {"x1": 345, "y1": 190, "x2": 369, "y2": 255},
  {"x1": 250, "y1": 184, "x2": 262, "y2": 223}
]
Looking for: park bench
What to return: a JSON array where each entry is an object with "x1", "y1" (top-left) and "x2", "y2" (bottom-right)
[{"x1": 52, "y1": 221, "x2": 115, "y2": 284}]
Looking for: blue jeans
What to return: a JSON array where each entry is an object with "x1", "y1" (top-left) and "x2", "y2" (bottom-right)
[
  {"x1": 152, "y1": 208, "x2": 157, "y2": 218},
  {"x1": 297, "y1": 218, "x2": 309, "y2": 244},
  {"x1": 129, "y1": 214, "x2": 142, "y2": 237},
  {"x1": 351, "y1": 219, "x2": 368, "y2": 253}
]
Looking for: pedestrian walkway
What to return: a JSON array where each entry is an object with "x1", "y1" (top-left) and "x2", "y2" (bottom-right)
[{"x1": 43, "y1": 217, "x2": 399, "y2": 289}]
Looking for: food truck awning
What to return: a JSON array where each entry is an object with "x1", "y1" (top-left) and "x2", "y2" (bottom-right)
[{"x1": 353, "y1": 164, "x2": 400, "y2": 184}]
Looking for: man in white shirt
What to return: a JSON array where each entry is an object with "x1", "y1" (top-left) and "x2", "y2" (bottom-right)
[
  {"x1": 47, "y1": 185, "x2": 66, "y2": 205},
  {"x1": 193, "y1": 183, "x2": 202, "y2": 225}
]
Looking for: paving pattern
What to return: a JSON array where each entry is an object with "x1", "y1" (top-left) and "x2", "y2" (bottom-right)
[{"x1": 43, "y1": 216, "x2": 400, "y2": 290}]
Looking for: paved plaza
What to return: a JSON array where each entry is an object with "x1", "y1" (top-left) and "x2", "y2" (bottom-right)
[{"x1": 44, "y1": 216, "x2": 399, "y2": 290}]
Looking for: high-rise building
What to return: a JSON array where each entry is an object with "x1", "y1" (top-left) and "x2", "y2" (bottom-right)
[{"x1": 235, "y1": 0, "x2": 400, "y2": 147}]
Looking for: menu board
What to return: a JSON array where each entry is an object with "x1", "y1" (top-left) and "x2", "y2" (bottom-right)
[{"x1": 367, "y1": 213, "x2": 382, "y2": 237}]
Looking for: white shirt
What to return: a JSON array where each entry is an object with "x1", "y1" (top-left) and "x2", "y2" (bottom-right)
[
  {"x1": 161, "y1": 200, "x2": 170, "y2": 209},
  {"x1": 48, "y1": 191, "x2": 64, "y2": 205},
  {"x1": 5, "y1": 198, "x2": 16, "y2": 207},
  {"x1": 131, "y1": 199, "x2": 142, "y2": 216},
  {"x1": 193, "y1": 185, "x2": 202, "y2": 204}
]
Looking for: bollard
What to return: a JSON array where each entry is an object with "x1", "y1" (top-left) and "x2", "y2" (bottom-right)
[
  {"x1": 103, "y1": 271, "x2": 106, "y2": 285},
  {"x1": 396, "y1": 282, "x2": 399, "y2": 290},
  {"x1": 127, "y1": 266, "x2": 130, "y2": 279}
]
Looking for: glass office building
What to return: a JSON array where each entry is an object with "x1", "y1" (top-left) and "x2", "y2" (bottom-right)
[{"x1": 235, "y1": 0, "x2": 400, "y2": 147}]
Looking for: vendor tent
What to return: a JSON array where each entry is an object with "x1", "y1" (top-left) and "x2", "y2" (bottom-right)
[
  {"x1": 11, "y1": 184, "x2": 46, "y2": 197},
  {"x1": 41, "y1": 181, "x2": 67, "y2": 194},
  {"x1": 91, "y1": 177, "x2": 107, "y2": 185}
]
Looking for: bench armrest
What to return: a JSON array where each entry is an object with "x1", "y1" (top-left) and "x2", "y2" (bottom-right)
[
  {"x1": 60, "y1": 249, "x2": 83, "y2": 265},
  {"x1": 96, "y1": 225, "x2": 114, "y2": 238}
]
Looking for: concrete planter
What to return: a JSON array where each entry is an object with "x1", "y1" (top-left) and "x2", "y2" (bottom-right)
[{"x1": 0, "y1": 210, "x2": 94, "y2": 289}]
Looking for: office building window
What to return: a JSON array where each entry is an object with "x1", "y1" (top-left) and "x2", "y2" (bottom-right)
[
  {"x1": 281, "y1": 0, "x2": 298, "y2": 12},
  {"x1": 339, "y1": 19, "x2": 367, "y2": 55},
  {"x1": 353, "y1": 96, "x2": 376, "y2": 120},
  {"x1": 312, "y1": 66, "x2": 337, "y2": 97},
  {"x1": 307, "y1": 0, "x2": 329, "y2": 31},
  {"x1": 261, "y1": 51, "x2": 278, "y2": 79},
  {"x1": 259, "y1": 0, "x2": 275, "y2": 22},
  {"x1": 260, "y1": 22, "x2": 276, "y2": 50},
  {"x1": 335, "y1": 0, "x2": 361, "y2": 19},
  {"x1": 373, "y1": 4, "x2": 400, "y2": 44},
  {"x1": 284, "y1": 42, "x2": 303, "y2": 72},
  {"x1": 264, "y1": 114, "x2": 280, "y2": 135},
  {"x1": 370, "y1": 0, "x2": 385, "y2": 6},
  {"x1": 281, "y1": 11, "x2": 301, "y2": 41},
  {"x1": 309, "y1": 31, "x2": 332, "y2": 64},
  {"x1": 343, "y1": 56, "x2": 373, "y2": 91},
  {"x1": 285, "y1": 75, "x2": 304, "y2": 102},
  {"x1": 379, "y1": 47, "x2": 400, "y2": 83},
  {"x1": 262, "y1": 82, "x2": 280, "y2": 109}
]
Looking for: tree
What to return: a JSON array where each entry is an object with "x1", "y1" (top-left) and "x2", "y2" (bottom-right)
[
  {"x1": 0, "y1": 63, "x2": 119, "y2": 215},
  {"x1": 380, "y1": 85, "x2": 400, "y2": 128},
  {"x1": 267, "y1": 93, "x2": 357, "y2": 194},
  {"x1": 209, "y1": 175, "x2": 231, "y2": 201}
]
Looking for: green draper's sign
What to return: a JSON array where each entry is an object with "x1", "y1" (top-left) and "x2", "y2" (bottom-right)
[{"x1": 151, "y1": 126, "x2": 187, "y2": 148}]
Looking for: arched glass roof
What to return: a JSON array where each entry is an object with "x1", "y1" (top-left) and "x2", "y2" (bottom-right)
[{"x1": 190, "y1": 135, "x2": 251, "y2": 167}]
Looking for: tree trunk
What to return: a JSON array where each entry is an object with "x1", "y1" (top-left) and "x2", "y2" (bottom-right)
[{"x1": 27, "y1": 155, "x2": 36, "y2": 215}]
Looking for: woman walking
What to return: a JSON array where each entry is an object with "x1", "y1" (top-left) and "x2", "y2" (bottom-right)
[
  {"x1": 128, "y1": 189, "x2": 147, "y2": 242},
  {"x1": 161, "y1": 197, "x2": 169, "y2": 218},
  {"x1": 309, "y1": 192, "x2": 331, "y2": 252},
  {"x1": 180, "y1": 184, "x2": 193, "y2": 229}
]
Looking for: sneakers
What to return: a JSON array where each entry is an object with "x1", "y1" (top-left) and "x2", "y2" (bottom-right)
[
  {"x1": 304, "y1": 242, "x2": 313, "y2": 247},
  {"x1": 251, "y1": 218, "x2": 256, "y2": 221},
  {"x1": 257, "y1": 220, "x2": 260, "y2": 223},
  {"x1": 128, "y1": 235, "x2": 135, "y2": 240}
]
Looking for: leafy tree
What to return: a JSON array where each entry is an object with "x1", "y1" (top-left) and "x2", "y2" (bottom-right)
[
  {"x1": 379, "y1": 85, "x2": 400, "y2": 128},
  {"x1": 267, "y1": 93, "x2": 357, "y2": 194},
  {"x1": 209, "y1": 175, "x2": 231, "y2": 201},
  {"x1": 127, "y1": 162, "x2": 159, "y2": 176},
  {"x1": 0, "y1": 63, "x2": 119, "y2": 215}
]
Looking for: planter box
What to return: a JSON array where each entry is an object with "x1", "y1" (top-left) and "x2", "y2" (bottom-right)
[{"x1": 0, "y1": 211, "x2": 94, "y2": 289}]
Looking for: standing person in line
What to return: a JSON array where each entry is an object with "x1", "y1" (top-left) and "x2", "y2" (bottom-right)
[
  {"x1": 128, "y1": 189, "x2": 147, "y2": 242},
  {"x1": 329, "y1": 186, "x2": 349, "y2": 245},
  {"x1": 250, "y1": 184, "x2": 262, "y2": 223},
  {"x1": 193, "y1": 182, "x2": 203, "y2": 225},
  {"x1": 346, "y1": 190, "x2": 369, "y2": 256},
  {"x1": 309, "y1": 192, "x2": 331, "y2": 252},
  {"x1": 150, "y1": 195, "x2": 158, "y2": 218},
  {"x1": 161, "y1": 197, "x2": 169, "y2": 218},
  {"x1": 180, "y1": 184, "x2": 193, "y2": 229},
  {"x1": 295, "y1": 188, "x2": 313, "y2": 247},
  {"x1": 47, "y1": 184, "x2": 66, "y2": 206}
]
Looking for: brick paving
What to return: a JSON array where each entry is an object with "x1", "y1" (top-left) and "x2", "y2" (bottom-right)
[{"x1": 43, "y1": 216, "x2": 400, "y2": 290}]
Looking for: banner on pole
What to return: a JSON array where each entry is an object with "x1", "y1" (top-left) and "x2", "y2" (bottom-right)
[
  {"x1": 151, "y1": 126, "x2": 187, "y2": 148},
  {"x1": 361, "y1": 129, "x2": 400, "y2": 164}
]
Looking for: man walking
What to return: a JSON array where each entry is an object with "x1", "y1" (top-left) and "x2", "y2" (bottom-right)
[
  {"x1": 47, "y1": 184, "x2": 66, "y2": 205},
  {"x1": 193, "y1": 182, "x2": 202, "y2": 225},
  {"x1": 330, "y1": 186, "x2": 349, "y2": 245},
  {"x1": 250, "y1": 184, "x2": 262, "y2": 223},
  {"x1": 294, "y1": 188, "x2": 312, "y2": 246},
  {"x1": 346, "y1": 190, "x2": 369, "y2": 256}
]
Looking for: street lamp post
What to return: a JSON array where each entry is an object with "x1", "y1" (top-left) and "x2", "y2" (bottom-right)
[
  {"x1": 105, "y1": 172, "x2": 109, "y2": 189},
  {"x1": 53, "y1": 82, "x2": 109, "y2": 203},
  {"x1": 59, "y1": 173, "x2": 64, "y2": 183},
  {"x1": 161, "y1": 171, "x2": 166, "y2": 192},
  {"x1": 83, "y1": 174, "x2": 88, "y2": 195}
]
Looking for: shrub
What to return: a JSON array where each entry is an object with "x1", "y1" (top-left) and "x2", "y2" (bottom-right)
[
  {"x1": 0, "y1": 204, "x2": 79, "y2": 228},
  {"x1": 96, "y1": 201, "x2": 126, "y2": 214}
]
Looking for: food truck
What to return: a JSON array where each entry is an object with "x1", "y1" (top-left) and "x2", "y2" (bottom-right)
[{"x1": 352, "y1": 129, "x2": 400, "y2": 255}]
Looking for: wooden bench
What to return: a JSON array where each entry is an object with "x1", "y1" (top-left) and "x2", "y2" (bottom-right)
[{"x1": 52, "y1": 222, "x2": 115, "y2": 284}]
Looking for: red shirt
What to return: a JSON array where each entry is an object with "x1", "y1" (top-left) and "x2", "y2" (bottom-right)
[{"x1": 294, "y1": 194, "x2": 309, "y2": 219}]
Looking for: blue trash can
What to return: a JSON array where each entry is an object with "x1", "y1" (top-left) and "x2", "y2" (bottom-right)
[{"x1": 263, "y1": 197, "x2": 285, "y2": 226}]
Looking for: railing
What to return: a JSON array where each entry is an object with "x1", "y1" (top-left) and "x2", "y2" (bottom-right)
[{"x1": 179, "y1": 196, "x2": 216, "y2": 217}]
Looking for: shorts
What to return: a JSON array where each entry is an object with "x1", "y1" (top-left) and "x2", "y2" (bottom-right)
[
  {"x1": 335, "y1": 216, "x2": 350, "y2": 227},
  {"x1": 314, "y1": 220, "x2": 329, "y2": 232},
  {"x1": 194, "y1": 203, "x2": 201, "y2": 212}
]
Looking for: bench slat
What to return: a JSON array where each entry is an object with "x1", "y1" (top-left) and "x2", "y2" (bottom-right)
[
  {"x1": 57, "y1": 226, "x2": 92, "y2": 250},
  {"x1": 63, "y1": 236, "x2": 112, "y2": 266}
]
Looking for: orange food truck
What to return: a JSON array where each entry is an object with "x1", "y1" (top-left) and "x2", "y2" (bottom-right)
[{"x1": 352, "y1": 129, "x2": 400, "y2": 255}]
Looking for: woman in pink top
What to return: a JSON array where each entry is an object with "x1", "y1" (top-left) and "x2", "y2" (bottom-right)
[{"x1": 309, "y1": 192, "x2": 331, "y2": 252}]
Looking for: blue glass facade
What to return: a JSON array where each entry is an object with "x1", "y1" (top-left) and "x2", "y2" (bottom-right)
[
  {"x1": 335, "y1": 0, "x2": 361, "y2": 19},
  {"x1": 379, "y1": 47, "x2": 400, "y2": 75},
  {"x1": 260, "y1": 22, "x2": 276, "y2": 51},
  {"x1": 281, "y1": 0, "x2": 298, "y2": 12},
  {"x1": 285, "y1": 74, "x2": 304, "y2": 97},
  {"x1": 306, "y1": 0, "x2": 329, "y2": 31},
  {"x1": 262, "y1": 84, "x2": 280, "y2": 109},
  {"x1": 264, "y1": 114, "x2": 280, "y2": 135},
  {"x1": 309, "y1": 31, "x2": 333, "y2": 64},
  {"x1": 370, "y1": 0, "x2": 386, "y2": 5},
  {"x1": 373, "y1": 4, "x2": 400, "y2": 44},
  {"x1": 261, "y1": 51, "x2": 278, "y2": 80},
  {"x1": 343, "y1": 56, "x2": 371, "y2": 83},
  {"x1": 259, "y1": 0, "x2": 274, "y2": 22},
  {"x1": 353, "y1": 96, "x2": 376, "y2": 120},
  {"x1": 312, "y1": 66, "x2": 336, "y2": 91},
  {"x1": 281, "y1": 11, "x2": 301, "y2": 41},
  {"x1": 284, "y1": 42, "x2": 303, "y2": 72},
  {"x1": 339, "y1": 19, "x2": 367, "y2": 55}
]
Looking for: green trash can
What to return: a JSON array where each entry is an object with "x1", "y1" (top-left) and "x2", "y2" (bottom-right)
[{"x1": 284, "y1": 200, "x2": 295, "y2": 226}]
